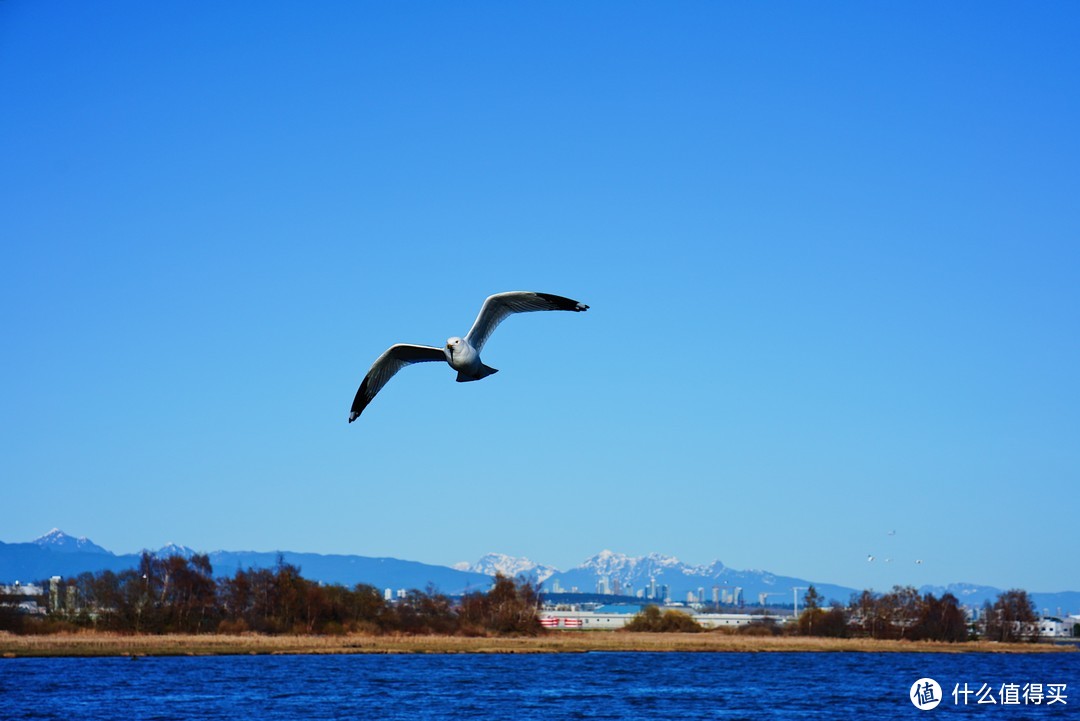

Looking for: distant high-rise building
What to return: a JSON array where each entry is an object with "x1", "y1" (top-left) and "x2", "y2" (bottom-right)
[
  {"x1": 48, "y1": 576, "x2": 61, "y2": 612},
  {"x1": 597, "y1": 575, "x2": 611, "y2": 595}
]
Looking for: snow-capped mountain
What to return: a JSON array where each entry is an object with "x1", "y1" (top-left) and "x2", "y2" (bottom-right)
[
  {"x1": 32, "y1": 530, "x2": 193, "y2": 560},
  {"x1": 546, "y1": 550, "x2": 855, "y2": 605},
  {"x1": 33, "y1": 529, "x2": 112, "y2": 555},
  {"x1": 453, "y1": 553, "x2": 557, "y2": 583},
  {"x1": 579, "y1": 549, "x2": 699, "y2": 578},
  {"x1": 920, "y1": 582, "x2": 995, "y2": 601},
  {"x1": 157, "y1": 543, "x2": 199, "y2": 559},
  {"x1": 6, "y1": 532, "x2": 1080, "y2": 614}
]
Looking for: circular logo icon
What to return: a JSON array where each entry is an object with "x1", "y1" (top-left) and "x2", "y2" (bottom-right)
[{"x1": 910, "y1": 678, "x2": 943, "y2": 710}]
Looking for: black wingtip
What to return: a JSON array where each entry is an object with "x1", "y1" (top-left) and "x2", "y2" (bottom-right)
[
  {"x1": 349, "y1": 377, "x2": 370, "y2": 424},
  {"x1": 535, "y1": 292, "x2": 589, "y2": 312}
]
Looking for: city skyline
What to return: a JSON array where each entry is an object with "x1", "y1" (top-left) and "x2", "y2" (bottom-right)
[{"x1": 6, "y1": 528, "x2": 1078, "y2": 616}]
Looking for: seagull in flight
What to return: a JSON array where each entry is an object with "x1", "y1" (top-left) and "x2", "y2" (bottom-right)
[{"x1": 349, "y1": 291, "x2": 589, "y2": 422}]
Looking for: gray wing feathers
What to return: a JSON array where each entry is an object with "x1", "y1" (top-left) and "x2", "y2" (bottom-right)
[
  {"x1": 464, "y1": 291, "x2": 589, "y2": 352},
  {"x1": 349, "y1": 344, "x2": 446, "y2": 422}
]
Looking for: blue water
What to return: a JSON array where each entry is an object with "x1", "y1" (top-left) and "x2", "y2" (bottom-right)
[{"x1": 1, "y1": 652, "x2": 1077, "y2": 720}]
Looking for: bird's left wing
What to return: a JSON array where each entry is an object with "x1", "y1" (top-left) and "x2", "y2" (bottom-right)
[
  {"x1": 349, "y1": 343, "x2": 446, "y2": 422},
  {"x1": 464, "y1": 291, "x2": 589, "y2": 353}
]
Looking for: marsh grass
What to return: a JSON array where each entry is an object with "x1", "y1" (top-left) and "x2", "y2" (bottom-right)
[{"x1": 0, "y1": 630, "x2": 1072, "y2": 658}]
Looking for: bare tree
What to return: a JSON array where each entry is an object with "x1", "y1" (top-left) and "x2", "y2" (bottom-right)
[{"x1": 983, "y1": 589, "x2": 1038, "y2": 643}]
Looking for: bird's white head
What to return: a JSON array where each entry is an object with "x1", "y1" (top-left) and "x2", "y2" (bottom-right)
[
  {"x1": 444, "y1": 336, "x2": 478, "y2": 369},
  {"x1": 446, "y1": 337, "x2": 464, "y2": 361}
]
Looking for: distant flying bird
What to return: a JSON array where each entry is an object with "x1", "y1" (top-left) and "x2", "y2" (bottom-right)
[
  {"x1": 887, "y1": 530, "x2": 896, "y2": 536},
  {"x1": 349, "y1": 291, "x2": 589, "y2": 422},
  {"x1": 867, "y1": 555, "x2": 875, "y2": 562}
]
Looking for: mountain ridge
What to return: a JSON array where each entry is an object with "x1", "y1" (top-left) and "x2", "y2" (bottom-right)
[
  {"x1": 452, "y1": 552, "x2": 558, "y2": 583},
  {"x1": 33, "y1": 528, "x2": 112, "y2": 555},
  {"x1": 4, "y1": 530, "x2": 1078, "y2": 614}
]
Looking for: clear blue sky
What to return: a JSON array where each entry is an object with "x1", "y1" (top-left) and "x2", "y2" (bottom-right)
[{"x1": 2, "y1": 1, "x2": 1077, "y2": 593}]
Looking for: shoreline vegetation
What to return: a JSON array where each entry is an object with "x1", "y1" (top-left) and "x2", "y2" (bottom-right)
[
  {"x1": 6, "y1": 554, "x2": 1067, "y2": 655},
  {"x1": 1, "y1": 630, "x2": 1075, "y2": 658}
]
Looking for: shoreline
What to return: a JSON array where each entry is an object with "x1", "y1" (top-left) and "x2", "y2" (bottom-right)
[{"x1": 2, "y1": 631, "x2": 1075, "y2": 657}]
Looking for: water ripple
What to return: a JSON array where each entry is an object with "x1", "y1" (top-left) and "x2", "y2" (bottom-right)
[{"x1": 1, "y1": 651, "x2": 1076, "y2": 720}]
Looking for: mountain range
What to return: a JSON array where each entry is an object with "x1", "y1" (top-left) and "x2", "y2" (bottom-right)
[
  {"x1": 3, "y1": 530, "x2": 1078, "y2": 614},
  {"x1": 1, "y1": 530, "x2": 491, "y2": 595}
]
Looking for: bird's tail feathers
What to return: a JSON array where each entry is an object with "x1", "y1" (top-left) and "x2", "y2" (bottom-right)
[{"x1": 457, "y1": 364, "x2": 499, "y2": 382}]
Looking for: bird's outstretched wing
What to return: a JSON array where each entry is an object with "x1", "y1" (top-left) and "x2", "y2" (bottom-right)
[
  {"x1": 349, "y1": 344, "x2": 446, "y2": 422},
  {"x1": 464, "y1": 291, "x2": 589, "y2": 353}
]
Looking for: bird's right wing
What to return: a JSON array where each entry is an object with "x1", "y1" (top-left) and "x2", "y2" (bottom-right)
[
  {"x1": 464, "y1": 291, "x2": 589, "y2": 353},
  {"x1": 349, "y1": 344, "x2": 446, "y2": 422}
]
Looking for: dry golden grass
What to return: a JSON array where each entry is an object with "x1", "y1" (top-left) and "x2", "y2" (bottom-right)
[{"x1": 1, "y1": 630, "x2": 1074, "y2": 657}]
